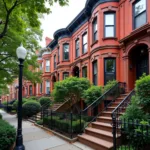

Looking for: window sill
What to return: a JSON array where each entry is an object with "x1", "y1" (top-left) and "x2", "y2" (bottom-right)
[
  {"x1": 81, "y1": 52, "x2": 88, "y2": 57},
  {"x1": 45, "y1": 71, "x2": 51, "y2": 73},
  {"x1": 62, "y1": 60, "x2": 70, "y2": 62},
  {"x1": 102, "y1": 37, "x2": 118, "y2": 41},
  {"x1": 74, "y1": 56, "x2": 80, "y2": 60},
  {"x1": 91, "y1": 40, "x2": 98, "y2": 48}
]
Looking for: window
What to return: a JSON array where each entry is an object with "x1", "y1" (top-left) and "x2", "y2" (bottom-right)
[
  {"x1": 58, "y1": 47, "x2": 60, "y2": 63},
  {"x1": 82, "y1": 66, "x2": 87, "y2": 78},
  {"x1": 58, "y1": 73, "x2": 59, "y2": 81},
  {"x1": 40, "y1": 83, "x2": 42, "y2": 93},
  {"x1": 39, "y1": 63, "x2": 42, "y2": 71},
  {"x1": 104, "y1": 58, "x2": 116, "y2": 84},
  {"x1": 63, "y1": 43, "x2": 69, "y2": 60},
  {"x1": 104, "y1": 13, "x2": 115, "y2": 37},
  {"x1": 54, "y1": 55, "x2": 56, "y2": 70},
  {"x1": 46, "y1": 80, "x2": 50, "y2": 94},
  {"x1": 93, "y1": 61, "x2": 97, "y2": 85},
  {"x1": 82, "y1": 33, "x2": 87, "y2": 54},
  {"x1": 29, "y1": 85, "x2": 32, "y2": 96},
  {"x1": 133, "y1": 0, "x2": 146, "y2": 29},
  {"x1": 46, "y1": 60, "x2": 50, "y2": 72},
  {"x1": 92, "y1": 17, "x2": 98, "y2": 42},
  {"x1": 75, "y1": 38, "x2": 80, "y2": 58},
  {"x1": 63, "y1": 72, "x2": 69, "y2": 80}
]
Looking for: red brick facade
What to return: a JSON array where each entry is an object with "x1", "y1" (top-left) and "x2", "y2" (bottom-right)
[{"x1": 1, "y1": 0, "x2": 150, "y2": 102}]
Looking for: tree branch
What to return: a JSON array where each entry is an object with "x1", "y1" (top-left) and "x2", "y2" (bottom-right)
[
  {"x1": 0, "y1": 56, "x2": 11, "y2": 63},
  {"x1": 2, "y1": 0, "x2": 8, "y2": 12},
  {"x1": 0, "y1": 1, "x2": 18, "y2": 39}
]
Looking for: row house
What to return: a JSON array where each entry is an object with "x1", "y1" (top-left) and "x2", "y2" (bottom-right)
[{"x1": 2, "y1": 0, "x2": 150, "y2": 101}]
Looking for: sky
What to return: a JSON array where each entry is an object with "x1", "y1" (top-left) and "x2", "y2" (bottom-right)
[{"x1": 40, "y1": 0, "x2": 87, "y2": 47}]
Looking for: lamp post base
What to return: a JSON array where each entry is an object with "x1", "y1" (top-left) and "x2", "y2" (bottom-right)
[{"x1": 14, "y1": 145, "x2": 25, "y2": 150}]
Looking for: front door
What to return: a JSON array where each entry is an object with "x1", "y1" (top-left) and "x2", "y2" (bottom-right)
[
  {"x1": 104, "y1": 58, "x2": 116, "y2": 84},
  {"x1": 136, "y1": 56, "x2": 148, "y2": 79}
]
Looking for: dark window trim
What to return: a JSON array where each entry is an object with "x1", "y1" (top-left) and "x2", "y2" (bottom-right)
[
  {"x1": 29, "y1": 85, "x2": 32, "y2": 96},
  {"x1": 54, "y1": 55, "x2": 56, "y2": 70},
  {"x1": 82, "y1": 66, "x2": 87, "y2": 78},
  {"x1": 92, "y1": 17, "x2": 98, "y2": 42},
  {"x1": 104, "y1": 12, "x2": 116, "y2": 38},
  {"x1": 104, "y1": 57, "x2": 116, "y2": 85},
  {"x1": 92, "y1": 60, "x2": 98, "y2": 85},
  {"x1": 75, "y1": 38, "x2": 80, "y2": 58},
  {"x1": 63, "y1": 43, "x2": 69, "y2": 61},
  {"x1": 58, "y1": 47, "x2": 60, "y2": 63},
  {"x1": 82, "y1": 32, "x2": 88, "y2": 54},
  {"x1": 63, "y1": 72, "x2": 69, "y2": 80},
  {"x1": 132, "y1": 0, "x2": 147, "y2": 29}
]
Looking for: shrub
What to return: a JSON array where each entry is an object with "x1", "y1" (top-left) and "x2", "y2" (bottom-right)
[
  {"x1": 2, "y1": 101, "x2": 7, "y2": 105},
  {"x1": 36, "y1": 120, "x2": 43, "y2": 125},
  {"x1": 22, "y1": 101, "x2": 41, "y2": 118},
  {"x1": 39, "y1": 97, "x2": 51, "y2": 108},
  {"x1": 29, "y1": 96, "x2": 38, "y2": 101},
  {"x1": 43, "y1": 116, "x2": 85, "y2": 134},
  {"x1": 0, "y1": 113, "x2": 2, "y2": 119},
  {"x1": 13, "y1": 98, "x2": 28, "y2": 111},
  {"x1": 82, "y1": 86, "x2": 103, "y2": 105},
  {"x1": 104, "y1": 80, "x2": 117, "y2": 92},
  {"x1": 135, "y1": 74, "x2": 150, "y2": 113},
  {"x1": 121, "y1": 104, "x2": 146, "y2": 120},
  {"x1": 0, "y1": 119, "x2": 16, "y2": 150}
]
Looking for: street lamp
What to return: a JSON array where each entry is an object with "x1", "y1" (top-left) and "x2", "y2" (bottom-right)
[{"x1": 15, "y1": 44, "x2": 27, "y2": 150}]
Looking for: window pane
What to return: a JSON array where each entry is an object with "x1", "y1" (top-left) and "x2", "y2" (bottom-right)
[
  {"x1": 63, "y1": 44, "x2": 69, "y2": 60},
  {"x1": 63, "y1": 73, "x2": 69, "y2": 79},
  {"x1": 105, "y1": 59, "x2": 115, "y2": 73},
  {"x1": 83, "y1": 33, "x2": 87, "y2": 44},
  {"x1": 83, "y1": 44, "x2": 87, "y2": 53},
  {"x1": 82, "y1": 67, "x2": 87, "y2": 78},
  {"x1": 46, "y1": 60, "x2": 50, "y2": 66},
  {"x1": 135, "y1": 12, "x2": 146, "y2": 28},
  {"x1": 134, "y1": 0, "x2": 146, "y2": 16},
  {"x1": 105, "y1": 26, "x2": 114, "y2": 37},
  {"x1": 105, "y1": 14, "x2": 114, "y2": 25}
]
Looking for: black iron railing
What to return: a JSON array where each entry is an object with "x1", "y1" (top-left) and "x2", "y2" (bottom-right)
[
  {"x1": 81, "y1": 82, "x2": 126, "y2": 131},
  {"x1": 111, "y1": 90, "x2": 135, "y2": 150},
  {"x1": 43, "y1": 110, "x2": 82, "y2": 139},
  {"x1": 112, "y1": 119, "x2": 150, "y2": 150}
]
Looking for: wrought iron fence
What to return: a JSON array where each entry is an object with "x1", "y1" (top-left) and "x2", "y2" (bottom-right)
[
  {"x1": 112, "y1": 119, "x2": 150, "y2": 150},
  {"x1": 42, "y1": 110, "x2": 83, "y2": 139},
  {"x1": 81, "y1": 82, "x2": 126, "y2": 131},
  {"x1": 111, "y1": 89, "x2": 135, "y2": 150}
]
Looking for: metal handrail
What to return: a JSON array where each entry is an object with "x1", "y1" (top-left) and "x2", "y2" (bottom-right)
[
  {"x1": 111, "y1": 89, "x2": 135, "y2": 118},
  {"x1": 81, "y1": 82, "x2": 126, "y2": 131},
  {"x1": 82, "y1": 82, "x2": 125, "y2": 113}
]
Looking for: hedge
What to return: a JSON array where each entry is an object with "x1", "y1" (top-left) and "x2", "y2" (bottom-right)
[
  {"x1": 13, "y1": 98, "x2": 28, "y2": 111},
  {"x1": 43, "y1": 116, "x2": 85, "y2": 133},
  {"x1": 22, "y1": 101, "x2": 41, "y2": 118},
  {"x1": 0, "y1": 119, "x2": 16, "y2": 150},
  {"x1": 39, "y1": 97, "x2": 51, "y2": 108}
]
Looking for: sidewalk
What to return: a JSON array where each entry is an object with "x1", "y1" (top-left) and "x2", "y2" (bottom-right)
[{"x1": 0, "y1": 109, "x2": 93, "y2": 150}]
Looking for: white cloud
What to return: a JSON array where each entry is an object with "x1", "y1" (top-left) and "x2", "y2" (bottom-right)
[{"x1": 39, "y1": 0, "x2": 87, "y2": 47}]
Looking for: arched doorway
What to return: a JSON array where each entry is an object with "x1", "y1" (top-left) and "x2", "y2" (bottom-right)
[
  {"x1": 73, "y1": 66, "x2": 80, "y2": 77},
  {"x1": 128, "y1": 44, "x2": 149, "y2": 89}
]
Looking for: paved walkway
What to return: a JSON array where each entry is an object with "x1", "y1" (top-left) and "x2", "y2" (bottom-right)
[{"x1": 0, "y1": 109, "x2": 93, "y2": 150}]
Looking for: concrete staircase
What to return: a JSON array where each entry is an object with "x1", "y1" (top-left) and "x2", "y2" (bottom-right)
[{"x1": 78, "y1": 93, "x2": 129, "y2": 150}]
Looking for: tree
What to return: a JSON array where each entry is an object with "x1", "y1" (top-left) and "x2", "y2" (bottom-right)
[
  {"x1": 0, "y1": 0, "x2": 69, "y2": 91},
  {"x1": 52, "y1": 77, "x2": 91, "y2": 112},
  {"x1": 82, "y1": 86, "x2": 103, "y2": 105}
]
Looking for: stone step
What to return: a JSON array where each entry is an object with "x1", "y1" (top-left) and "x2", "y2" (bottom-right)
[
  {"x1": 97, "y1": 116, "x2": 112, "y2": 124},
  {"x1": 111, "y1": 102, "x2": 121, "y2": 107},
  {"x1": 92, "y1": 122, "x2": 112, "y2": 132},
  {"x1": 85, "y1": 128, "x2": 114, "y2": 142},
  {"x1": 78, "y1": 134, "x2": 113, "y2": 150}
]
